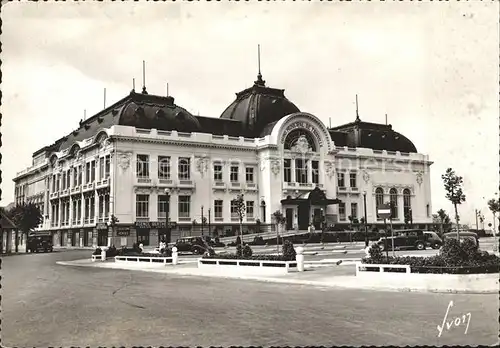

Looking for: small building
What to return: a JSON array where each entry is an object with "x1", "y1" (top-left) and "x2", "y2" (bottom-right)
[{"x1": 1, "y1": 210, "x2": 18, "y2": 253}]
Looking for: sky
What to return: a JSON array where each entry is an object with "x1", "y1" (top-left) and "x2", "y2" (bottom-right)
[{"x1": 1, "y1": 1, "x2": 499, "y2": 226}]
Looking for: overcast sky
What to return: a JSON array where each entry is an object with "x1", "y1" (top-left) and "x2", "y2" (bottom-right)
[{"x1": 2, "y1": 1, "x2": 499, "y2": 226}]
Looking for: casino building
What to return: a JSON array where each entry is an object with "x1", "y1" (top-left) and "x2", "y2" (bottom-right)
[{"x1": 13, "y1": 69, "x2": 433, "y2": 248}]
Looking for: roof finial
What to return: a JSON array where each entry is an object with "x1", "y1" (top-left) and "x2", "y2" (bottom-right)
[
  {"x1": 132, "y1": 78, "x2": 136, "y2": 92},
  {"x1": 104, "y1": 88, "x2": 107, "y2": 109},
  {"x1": 142, "y1": 60, "x2": 148, "y2": 94},
  {"x1": 166, "y1": 82, "x2": 169, "y2": 97},
  {"x1": 84, "y1": 109, "x2": 87, "y2": 121},
  {"x1": 254, "y1": 44, "x2": 266, "y2": 86},
  {"x1": 355, "y1": 94, "x2": 361, "y2": 122},
  {"x1": 385, "y1": 113, "x2": 388, "y2": 125}
]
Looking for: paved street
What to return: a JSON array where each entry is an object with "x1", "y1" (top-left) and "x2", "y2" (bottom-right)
[{"x1": 2, "y1": 250, "x2": 498, "y2": 347}]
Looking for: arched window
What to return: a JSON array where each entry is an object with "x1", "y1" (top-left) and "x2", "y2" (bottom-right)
[
  {"x1": 403, "y1": 189, "x2": 412, "y2": 222},
  {"x1": 284, "y1": 129, "x2": 317, "y2": 152},
  {"x1": 375, "y1": 187, "x2": 384, "y2": 219},
  {"x1": 260, "y1": 200, "x2": 266, "y2": 223},
  {"x1": 390, "y1": 188, "x2": 398, "y2": 219}
]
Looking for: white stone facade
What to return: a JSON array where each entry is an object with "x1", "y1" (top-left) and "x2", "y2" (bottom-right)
[{"x1": 13, "y1": 112, "x2": 433, "y2": 247}]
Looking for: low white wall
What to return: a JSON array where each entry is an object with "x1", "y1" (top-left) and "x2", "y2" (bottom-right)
[
  {"x1": 198, "y1": 258, "x2": 297, "y2": 276},
  {"x1": 114, "y1": 256, "x2": 173, "y2": 267}
]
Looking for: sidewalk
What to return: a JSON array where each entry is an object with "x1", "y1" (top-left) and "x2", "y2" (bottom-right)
[{"x1": 56, "y1": 258, "x2": 498, "y2": 294}]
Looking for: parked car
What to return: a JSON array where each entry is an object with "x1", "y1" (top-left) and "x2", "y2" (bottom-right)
[
  {"x1": 27, "y1": 233, "x2": 53, "y2": 253},
  {"x1": 442, "y1": 231, "x2": 479, "y2": 247},
  {"x1": 423, "y1": 231, "x2": 443, "y2": 249},
  {"x1": 174, "y1": 237, "x2": 211, "y2": 255},
  {"x1": 372, "y1": 233, "x2": 427, "y2": 251}
]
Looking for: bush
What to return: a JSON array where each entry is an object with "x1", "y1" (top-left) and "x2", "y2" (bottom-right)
[
  {"x1": 203, "y1": 253, "x2": 290, "y2": 261},
  {"x1": 106, "y1": 245, "x2": 118, "y2": 257},
  {"x1": 235, "y1": 236, "x2": 242, "y2": 246},
  {"x1": 368, "y1": 243, "x2": 384, "y2": 261},
  {"x1": 282, "y1": 240, "x2": 296, "y2": 261},
  {"x1": 92, "y1": 247, "x2": 102, "y2": 256},
  {"x1": 242, "y1": 244, "x2": 253, "y2": 257},
  {"x1": 235, "y1": 244, "x2": 243, "y2": 258}
]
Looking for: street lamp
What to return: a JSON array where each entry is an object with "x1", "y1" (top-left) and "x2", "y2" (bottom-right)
[
  {"x1": 164, "y1": 188, "x2": 171, "y2": 244},
  {"x1": 363, "y1": 191, "x2": 368, "y2": 248},
  {"x1": 201, "y1": 205, "x2": 204, "y2": 236}
]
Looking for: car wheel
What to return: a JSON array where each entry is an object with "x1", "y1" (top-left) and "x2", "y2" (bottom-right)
[
  {"x1": 192, "y1": 248, "x2": 201, "y2": 255},
  {"x1": 432, "y1": 243, "x2": 440, "y2": 249},
  {"x1": 416, "y1": 242, "x2": 425, "y2": 250}
]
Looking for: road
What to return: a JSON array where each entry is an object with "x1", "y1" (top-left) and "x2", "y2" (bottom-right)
[{"x1": 2, "y1": 250, "x2": 498, "y2": 347}]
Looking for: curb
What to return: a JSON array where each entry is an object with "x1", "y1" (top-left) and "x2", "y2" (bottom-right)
[{"x1": 56, "y1": 260, "x2": 497, "y2": 294}]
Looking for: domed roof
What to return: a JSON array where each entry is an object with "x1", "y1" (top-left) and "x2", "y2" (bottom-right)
[
  {"x1": 119, "y1": 93, "x2": 201, "y2": 133},
  {"x1": 220, "y1": 73, "x2": 300, "y2": 137}
]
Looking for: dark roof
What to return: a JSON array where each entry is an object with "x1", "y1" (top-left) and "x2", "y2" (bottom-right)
[
  {"x1": 0, "y1": 210, "x2": 17, "y2": 230},
  {"x1": 195, "y1": 116, "x2": 245, "y2": 136},
  {"x1": 220, "y1": 74, "x2": 300, "y2": 138},
  {"x1": 328, "y1": 119, "x2": 417, "y2": 153}
]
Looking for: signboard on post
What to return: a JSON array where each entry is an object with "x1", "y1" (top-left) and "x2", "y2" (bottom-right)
[
  {"x1": 116, "y1": 227, "x2": 130, "y2": 237},
  {"x1": 377, "y1": 204, "x2": 392, "y2": 220}
]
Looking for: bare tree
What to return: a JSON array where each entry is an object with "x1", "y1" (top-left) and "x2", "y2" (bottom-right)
[
  {"x1": 232, "y1": 194, "x2": 246, "y2": 245},
  {"x1": 272, "y1": 210, "x2": 286, "y2": 253},
  {"x1": 441, "y1": 168, "x2": 466, "y2": 240}
]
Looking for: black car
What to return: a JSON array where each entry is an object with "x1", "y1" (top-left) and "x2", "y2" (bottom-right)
[
  {"x1": 175, "y1": 237, "x2": 211, "y2": 255},
  {"x1": 373, "y1": 233, "x2": 426, "y2": 251},
  {"x1": 27, "y1": 234, "x2": 53, "y2": 253},
  {"x1": 424, "y1": 231, "x2": 443, "y2": 249}
]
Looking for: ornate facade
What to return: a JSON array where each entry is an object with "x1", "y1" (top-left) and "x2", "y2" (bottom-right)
[{"x1": 13, "y1": 72, "x2": 433, "y2": 248}]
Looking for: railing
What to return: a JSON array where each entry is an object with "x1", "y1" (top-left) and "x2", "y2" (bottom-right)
[
  {"x1": 159, "y1": 178, "x2": 173, "y2": 185},
  {"x1": 198, "y1": 258, "x2": 297, "y2": 272},
  {"x1": 178, "y1": 180, "x2": 193, "y2": 186},
  {"x1": 115, "y1": 256, "x2": 173, "y2": 264},
  {"x1": 338, "y1": 186, "x2": 347, "y2": 191},
  {"x1": 178, "y1": 216, "x2": 191, "y2": 222},
  {"x1": 137, "y1": 177, "x2": 151, "y2": 184},
  {"x1": 214, "y1": 217, "x2": 223, "y2": 221},
  {"x1": 355, "y1": 263, "x2": 411, "y2": 276},
  {"x1": 230, "y1": 182, "x2": 240, "y2": 187},
  {"x1": 177, "y1": 132, "x2": 191, "y2": 137}
]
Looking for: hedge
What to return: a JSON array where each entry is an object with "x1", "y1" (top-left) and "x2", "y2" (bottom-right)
[{"x1": 202, "y1": 241, "x2": 297, "y2": 262}]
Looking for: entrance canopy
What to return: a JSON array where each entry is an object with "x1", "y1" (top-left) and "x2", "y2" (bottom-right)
[{"x1": 280, "y1": 186, "x2": 342, "y2": 206}]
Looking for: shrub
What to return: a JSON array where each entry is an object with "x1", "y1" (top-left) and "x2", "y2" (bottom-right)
[
  {"x1": 235, "y1": 244, "x2": 243, "y2": 258},
  {"x1": 203, "y1": 253, "x2": 290, "y2": 261},
  {"x1": 368, "y1": 243, "x2": 384, "y2": 261},
  {"x1": 242, "y1": 244, "x2": 253, "y2": 257},
  {"x1": 236, "y1": 236, "x2": 242, "y2": 245},
  {"x1": 107, "y1": 245, "x2": 118, "y2": 257},
  {"x1": 161, "y1": 248, "x2": 173, "y2": 257},
  {"x1": 440, "y1": 238, "x2": 467, "y2": 266},
  {"x1": 282, "y1": 240, "x2": 296, "y2": 261},
  {"x1": 92, "y1": 247, "x2": 102, "y2": 256}
]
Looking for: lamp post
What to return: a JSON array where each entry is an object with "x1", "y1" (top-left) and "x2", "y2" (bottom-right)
[
  {"x1": 201, "y1": 205, "x2": 204, "y2": 236},
  {"x1": 164, "y1": 188, "x2": 170, "y2": 244},
  {"x1": 109, "y1": 214, "x2": 119, "y2": 247},
  {"x1": 208, "y1": 208, "x2": 211, "y2": 238},
  {"x1": 363, "y1": 191, "x2": 368, "y2": 248}
]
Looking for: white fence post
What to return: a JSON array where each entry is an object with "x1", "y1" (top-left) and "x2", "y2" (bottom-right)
[
  {"x1": 101, "y1": 248, "x2": 106, "y2": 261},
  {"x1": 172, "y1": 247, "x2": 178, "y2": 265},
  {"x1": 295, "y1": 246, "x2": 304, "y2": 272}
]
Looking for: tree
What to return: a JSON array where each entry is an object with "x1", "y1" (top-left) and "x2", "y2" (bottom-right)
[
  {"x1": 441, "y1": 168, "x2": 466, "y2": 240},
  {"x1": 434, "y1": 209, "x2": 451, "y2": 234},
  {"x1": 272, "y1": 210, "x2": 286, "y2": 253},
  {"x1": 232, "y1": 194, "x2": 246, "y2": 245},
  {"x1": 487, "y1": 198, "x2": 499, "y2": 251},
  {"x1": 9, "y1": 203, "x2": 43, "y2": 253},
  {"x1": 478, "y1": 212, "x2": 485, "y2": 229}
]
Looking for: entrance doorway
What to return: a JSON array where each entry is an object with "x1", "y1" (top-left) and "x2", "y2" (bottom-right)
[
  {"x1": 297, "y1": 203, "x2": 309, "y2": 230},
  {"x1": 158, "y1": 228, "x2": 171, "y2": 244},
  {"x1": 313, "y1": 209, "x2": 322, "y2": 230},
  {"x1": 285, "y1": 209, "x2": 294, "y2": 230}
]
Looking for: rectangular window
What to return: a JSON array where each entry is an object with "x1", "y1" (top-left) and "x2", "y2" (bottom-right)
[
  {"x1": 350, "y1": 203, "x2": 358, "y2": 219},
  {"x1": 73, "y1": 168, "x2": 78, "y2": 187},
  {"x1": 214, "y1": 200, "x2": 223, "y2": 218},
  {"x1": 84, "y1": 198, "x2": 90, "y2": 220},
  {"x1": 230, "y1": 200, "x2": 239, "y2": 218},
  {"x1": 137, "y1": 155, "x2": 150, "y2": 178},
  {"x1": 349, "y1": 173, "x2": 357, "y2": 188},
  {"x1": 105, "y1": 155, "x2": 111, "y2": 178},
  {"x1": 158, "y1": 156, "x2": 171, "y2": 180},
  {"x1": 91, "y1": 160, "x2": 96, "y2": 182},
  {"x1": 245, "y1": 167, "x2": 254, "y2": 183},
  {"x1": 178, "y1": 157, "x2": 191, "y2": 180},
  {"x1": 98, "y1": 195, "x2": 105, "y2": 218},
  {"x1": 337, "y1": 173, "x2": 345, "y2": 188},
  {"x1": 90, "y1": 196, "x2": 95, "y2": 222},
  {"x1": 56, "y1": 174, "x2": 60, "y2": 191},
  {"x1": 230, "y1": 166, "x2": 239, "y2": 182},
  {"x1": 295, "y1": 159, "x2": 308, "y2": 184},
  {"x1": 178, "y1": 195, "x2": 191, "y2": 218},
  {"x1": 104, "y1": 195, "x2": 110, "y2": 218},
  {"x1": 77, "y1": 199, "x2": 82, "y2": 221},
  {"x1": 158, "y1": 195, "x2": 170, "y2": 219},
  {"x1": 99, "y1": 157, "x2": 105, "y2": 180},
  {"x1": 78, "y1": 165, "x2": 82, "y2": 186},
  {"x1": 66, "y1": 169, "x2": 71, "y2": 188},
  {"x1": 85, "y1": 163, "x2": 91, "y2": 184},
  {"x1": 312, "y1": 161, "x2": 319, "y2": 184},
  {"x1": 136, "y1": 194, "x2": 149, "y2": 218},
  {"x1": 246, "y1": 201, "x2": 254, "y2": 217},
  {"x1": 62, "y1": 172, "x2": 66, "y2": 190},
  {"x1": 284, "y1": 159, "x2": 292, "y2": 182},
  {"x1": 339, "y1": 203, "x2": 346, "y2": 221},
  {"x1": 213, "y1": 163, "x2": 223, "y2": 181}
]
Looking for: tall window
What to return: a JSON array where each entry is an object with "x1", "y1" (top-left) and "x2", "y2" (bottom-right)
[
  {"x1": 351, "y1": 203, "x2": 358, "y2": 219},
  {"x1": 312, "y1": 161, "x2": 319, "y2": 184},
  {"x1": 137, "y1": 155, "x2": 150, "y2": 178},
  {"x1": 91, "y1": 160, "x2": 96, "y2": 182},
  {"x1": 230, "y1": 200, "x2": 239, "y2": 218},
  {"x1": 403, "y1": 189, "x2": 411, "y2": 220},
  {"x1": 158, "y1": 195, "x2": 170, "y2": 219},
  {"x1": 56, "y1": 174, "x2": 60, "y2": 191},
  {"x1": 389, "y1": 188, "x2": 398, "y2": 219},
  {"x1": 246, "y1": 201, "x2": 254, "y2": 218},
  {"x1": 73, "y1": 167, "x2": 78, "y2": 187},
  {"x1": 84, "y1": 197, "x2": 91, "y2": 222},
  {"x1": 295, "y1": 159, "x2": 308, "y2": 184},
  {"x1": 158, "y1": 156, "x2": 171, "y2": 180},
  {"x1": 213, "y1": 163, "x2": 223, "y2": 181},
  {"x1": 337, "y1": 173, "x2": 345, "y2": 188},
  {"x1": 245, "y1": 167, "x2": 254, "y2": 183},
  {"x1": 62, "y1": 172, "x2": 67, "y2": 190},
  {"x1": 61, "y1": 201, "x2": 66, "y2": 224},
  {"x1": 136, "y1": 194, "x2": 149, "y2": 218},
  {"x1": 178, "y1": 157, "x2": 191, "y2": 180},
  {"x1": 77, "y1": 199, "x2": 82, "y2": 222},
  {"x1": 105, "y1": 155, "x2": 111, "y2": 178},
  {"x1": 67, "y1": 170, "x2": 71, "y2": 188},
  {"x1": 178, "y1": 195, "x2": 191, "y2": 218},
  {"x1": 85, "y1": 162, "x2": 91, "y2": 184},
  {"x1": 214, "y1": 200, "x2": 223, "y2": 218},
  {"x1": 339, "y1": 203, "x2": 346, "y2": 221},
  {"x1": 99, "y1": 157, "x2": 105, "y2": 180},
  {"x1": 375, "y1": 187, "x2": 384, "y2": 219},
  {"x1": 90, "y1": 195, "x2": 95, "y2": 222},
  {"x1": 349, "y1": 173, "x2": 357, "y2": 188},
  {"x1": 78, "y1": 165, "x2": 82, "y2": 186},
  {"x1": 104, "y1": 194, "x2": 110, "y2": 218},
  {"x1": 230, "y1": 166, "x2": 239, "y2": 182},
  {"x1": 283, "y1": 159, "x2": 292, "y2": 183},
  {"x1": 98, "y1": 195, "x2": 105, "y2": 219}
]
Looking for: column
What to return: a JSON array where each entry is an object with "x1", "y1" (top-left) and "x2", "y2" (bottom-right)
[
  {"x1": 150, "y1": 190, "x2": 158, "y2": 221},
  {"x1": 69, "y1": 196, "x2": 73, "y2": 226},
  {"x1": 94, "y1": 192, "x2": 99, "y2": 224},
  {"x1": 307, "y1": 159, "x2": 312, "y2": 184},
  {"x1": 58, "y1": 199, "x2": 62, "y2": 227},
  {"x1": 81, "y1": 194, "x2": 86, "y2": 224},
  {"x1": 291, "y1": 159, "x2": 296, "y2": 182}
]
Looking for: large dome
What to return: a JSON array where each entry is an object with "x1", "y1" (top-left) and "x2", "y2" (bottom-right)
[{"x1": 220, "y1": 74, "x2": 300, "y2": 137}]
